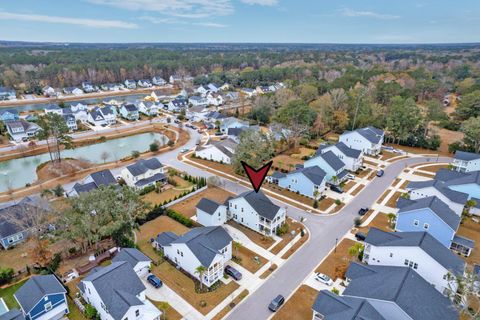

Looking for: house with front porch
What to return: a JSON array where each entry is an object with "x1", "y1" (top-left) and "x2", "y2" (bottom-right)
[
  {"x1": 124, "y1": 79, "x2": 136, "y2": 89},
  {"x1": 452, "y1": 151, "x2": 480, "y2": 173},
  {"x1": 316, "y1": 142, "x2": 363, "y2": 172},
  {"x1": 62, "y1": 114, "x2": 78, "y2": 131},
  {"x1": 339, "y1": 126, "x2": 384, "y2": 156},
  {"x1": 278, "y1": 166, "x2": 327, "y2": 198},
  {"x1": 136, "y1": 101, "x2": 159, "y2": 116},
  {"x1": 119, "y1": 104, "x2": 139, "y2": 121},
  {"x1": 304, "y1": 150, "x2": 348, "y2": 185},
  {"x1": 155, "y1": 226, "x2": 232, "y2": 288},
  {"x1": 120, "y1": 158, "x2": 166, "y2": 189},
  {"x1": 6, "y1": 120, "x2": 41, "y2": 142}
]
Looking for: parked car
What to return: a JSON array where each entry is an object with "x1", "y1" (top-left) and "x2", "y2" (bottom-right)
[
  {"x1": 214, "y1": 131, "x2": 223, "y2": 136},
  {"x1": 314, "y1": 273, "x2": 333, "y2": 286},
  {"x1": 224, "y1": 265, "x2": 242, "y2": 281},
  {"x1": 174, "y1": 119, "x2": 181, "y2": 124},
  {"x1": 358, "y1": 207, "x2": 369, "y2": 216},
  {"x1": 268, "y1": 295, "x2": 285, "y2": 312},
  {"x1": 330, "y1": 185, "x2": 344, "y2": 193},
  {"x1": 147, "y1": 274, "x2": 163, "y2": 288},
  {"x1": 355, "y1": 232, "x2": 367, "y2": 241},
  {"x1": 346, "y1": 173, "x2": 355, "y2": 180},
  {"x1": 376, "y1": 170, "x2": 384, "y2": 177},
  {"x1": 180, "y1": 148, "x2": 189, "y2": 153}
]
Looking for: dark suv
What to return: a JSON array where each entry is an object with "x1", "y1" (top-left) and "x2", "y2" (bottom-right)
[
  {"x1": 224, "y1": 265, "x2": 242, "y2": 281},
  {"x1": 358, "y1": 207, "x2": 369, "y2": 216},
  {"x1": 268, "y1": 295, "x2": 285, "y2": 312},
  {"x1": 330, "y1": 185, "x2": 344, "y2": 194},
  {"x1": 147, "y1": 274, "x2": 163, "y2": 288}
]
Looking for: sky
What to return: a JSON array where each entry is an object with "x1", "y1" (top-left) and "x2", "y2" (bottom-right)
[{"x1": 0, "y1": 0, "x2": 479, "y2": 44}]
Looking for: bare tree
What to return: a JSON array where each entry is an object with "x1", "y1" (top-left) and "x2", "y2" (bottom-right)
[{"x1": 100, "y1": 151, "x2": 110, "y2": 164}]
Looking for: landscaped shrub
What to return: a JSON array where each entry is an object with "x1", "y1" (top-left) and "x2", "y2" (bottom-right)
[
  {"x1": 335, "y1": 199, "x2": 342, "y2": 205},
  {"x1": 166, "y1": 209, "x2": 194, "y2": 227},
  {"x1": 0, "y1": 267, "x2": 14, "y2": 285},
  {"x1": 84, "y1": 304, "x2": 98, "y2": 320},
  {"x1": 139, "y1": 185, "x2": 156, "y2": 195},
  {"x1": 354, "y1": 217, "x2": 362, "y2": 227},
  {"x1": 276, "y1": 222, "x2": 290, "y2": 236},
  {"x1": 313, "y1": 200, "x2": 318, "y2": 209}
]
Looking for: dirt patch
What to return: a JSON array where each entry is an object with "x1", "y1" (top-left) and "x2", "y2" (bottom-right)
[
  {"x1": 170, "y1": 187, "x2": 234, "y2": 218},
  {"x1": 148, "y1": 299, "x2": 183, "y2": 320},
  {"x1": 356, "y1": 212, "x2": 394, "y2": 234},
  {"x1": 376, "y1": 189, "x2": 392, "y2": 204},
  {"x1": 37, "y1": 159, "x2": 93, "y2": 180},
  {"x1": 400, "y1": 180, "x2": 411, "y2": 189},
  {"x1": 189, "y1": 154, "x2": 238, "y2": 176},
  {"x1": 380, "y1": 151, "x2": 398, "y2": 160},
  {"x1": 264, "y1": 184, "x2": 315, "y2": 207},
  {"x1": 356, "y1": 168, "x2": 372, "y2": 178},
  {"x1": 281, "y1": 231, "x2": 309, "y2": 259},
  {"x1": 417, "y1": 164, "x2": 448, "y2": 173},
  {"x1": 318, "y1": 197, "x2": 335, "y2": 211},
  {"x1": 271, "y1": 154, "x2": 303, "y2": 172},
  {"x1": 315, "y1": 238, "x2": 357, "y2": 280},
  {"x1": 270, "y1": 218, "x2": 306, "y2": 255},
  {"x1": 350, "y1": 185, "x2": 364, "y2": 196},
  {"x1": 259, "y1": 264, "x2": 278, "y2": 279},
  {"x1": 272, "y1": 285, "x2": 318, "y2": 320},
  {"x1": 232, "y1": 245, "x2": 267, "y2": 273},
  {"x1": 412, "y1": 171, "x2": 436, "y2": 178},
  {"x1": 343, "y1": 181, "x2": 356, "y2": 192},
  {"x1": 290, "y1": 147, "x2": 316, "y2": 160},
  {"x1": 211, "y1": 289, "x2": 249, "y2": 320},
  {"x1": 385, "y1": 191, "x2": 403, "y2": 208}
]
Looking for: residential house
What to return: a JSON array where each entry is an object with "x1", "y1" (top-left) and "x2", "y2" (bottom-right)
[
  {"x1": 0, "y1": 109, "x2": 19, "y2": 122},
  {"x1": 434, "y1": 169, "x2": 480, "y2": 213},
  {"x1": 100, "y1": 105, "x2": 117, "y2": 125},
  {"x1": 227, "y1": 127, "x2": 248, "y2": 143},
  {"x1": 136, "y1": 101, "x2": 159, "y2": 117},
  {"x1": 240, "y1": 88, "x2": 256, "y2": 98},
  {"x1": 63, "y1": 87, "x2": 83, "y2": 96},
  {"x1": 169, "y1": 75, "x2": 182, "y2": 84},
  {"x1": 87, "y1": 107, "x2": 107, "y2": 127},
  {"x1": 316, "y1": 142, "x2": 363, "y2": 172},
  {"x1": 219, "y1": 117, "x2": 249, "y2": 134},
  {"x1": 196, "y1": 85, "x2": 210, "y2": 96},
  {"x1": 167, "y1": 98, "x2": 188, "y2": 112},
  {"x1": 224, "y1": 91, "x2": 239, "y2": 102},
  {"x1": 187, "y1": 105, "x2": 209, "y2": 122},
  {"x1": 304, "y1": 150, "x2": 348, "y2": 184},
  {"x1": 204, "y1": 111, "x2": 227, "y2": 123},
  {"x1": 64, "y1": 103, "x2": 89, "y2": 122},
  {"x1": 14, "y1": 275, "x2": 68, "y2": 320},
  {"x1": 78, "y1": 262, "x2": 161, "y2": 320},
  {"x1": 137, "y1": 79, "x2": 152, "y2": 88},
  {"x1": 207, "y1": 83, "x2": 221, "y2": 92},
  {"x1": 6, "y1": 120, "x2": 41, "y2": 142},
  {"x1": 101, "y1": 83, "x2": 122, "y2": 92},
  {"x1": 266, "y1": 171, "x2": 286, "y2": 185},
  {"x1": 363, "y1": 227, "x2": 465, "y2": 295},
  {"x1": 196, "y1": 198, "x2": 228, "y2": 227},
  {"x1": 195, "y1": 138, "x2": 238, "y2": 164},
  {"x1": 124, "y1": 79, "x2": 137, "y2": 89},
  {"x1": 152, "y1": 76, "x2": 166, "y2": 86},
  {"x1": 42, "y1": 86, "x2": 56, "y2": 97},
  {"x1": 188, "y1": 96, "x2": 208, "y2": 107},
  {"x1": 155, "y1": 226, "x2": 232, "y2": 288},
  {"x1": 82, "y1": 81, "x2": 95, "y2": 93},
  {"x1": 452, "y1": 151, "x2": 480, "y2": 173},
  {"x1": 0, "y1": 87, "x2": 16, "y2": 100},
  {"x1": 121, "y1": 158, "x2": 166, "y2": 189},
  {"x1": 111, "y1": 248, "x2": 152, "y2": 277},
  {"x1": 0, "y1": 197, "x2": 50, "y2": 249},
  {"x1": 312, "y1": 262, "x2": 458, "y2": 320},
  {"x1": 206, "y1": 92, "x2": 224, "y2": 106},
  {"x1": 256, "y1": 86, "x2": 273, "y2": 95},
  {"x1": 0, "y1": 309, "x2": 25, "y2": 320},
  {"x1": 119, "y1": 104, "x2": 139, "y2": 121},
  {"x1": 44, "y1": 104, "x2": 63, "y2": 116},
  {"x1": 228, "y1": 190, "x2": 286, "y2": 236},
  {"x1": 62, "y1": 114, "x2": 77, "y2": 131},
  {"x1": 67, "y1": 169, "x2": 118, "y2": 197},
  {"x1": 339, "y1": 126, "x2": 384, "y2": 156},
  {"x1": 278, "y1": 166, "x2": 327, "y2": 198}
]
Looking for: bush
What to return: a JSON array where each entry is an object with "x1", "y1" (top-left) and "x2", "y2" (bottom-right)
[
  {"x1": 313, "y1": 200, "x2": 318, "y2": 209},
  {"x1": 354, "y1": 217, "x2": 361, "y2": 227},
  {"x1": 166, "y1": 209, "x2": 194, "y2": 227},
  {"x1": 276, "y1": 222, "x2": 289, "y2": 236},
  {"x1": 149, "y1": 142, "x2": 159, "y2": 152},
  {"x1": 335, "y1": 199, "x2": 342, "y2": 205},
  {"x1": 167, "y1": 140, "x2": 174, "y2": 147},
  {"x1": 0, "y1": 267, "x2": 14, "y2": 285},
  {"x1": 47, "y1": 253, "x2": 62, "y2": 272},
  {"x1": 331, "y1": 287, "x2": 340, "y2": 295},
  {"x1": 131, "y1": 150, "x2": 140, "y2": 158},
  {"x1": 84, "y1": 304, "x2": 98, "y2": 320},
  {"x1": 139, "y1": 185, "x2": 156, "y2": 195}
]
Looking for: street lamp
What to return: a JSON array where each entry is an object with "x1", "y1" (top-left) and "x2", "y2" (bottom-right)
[{"x1": 334, "y1": 238, "x2": 338, "y2": 253}]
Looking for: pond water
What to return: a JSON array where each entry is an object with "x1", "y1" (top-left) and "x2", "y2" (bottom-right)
[{"x1": 0, "y1": 132, "x2": 168, "y2": 192}]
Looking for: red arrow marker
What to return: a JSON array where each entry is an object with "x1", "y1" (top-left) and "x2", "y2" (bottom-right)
[{"x1": 241, "y1": 161, "x2": 273, "y2": 193}]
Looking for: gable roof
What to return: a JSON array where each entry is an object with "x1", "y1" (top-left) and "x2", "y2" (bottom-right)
[
  {"x1": 112, "y1": 248, "x2": 151, "y2": 268},
  {"x1": 90, "y1": 170, "x2": 117, "y2": 187},
  {"x1": 315, "y1": 150, "x2": 345, "y2": 171},
  {"x1": 365, "y1": 228, "x2": 465, "y2": 275},
  {"x1": 155, "y1": 231, "x2": 179, "y2": 247},
  {"x1": 455, "y1": 151, "x2": 480, "y2": 161},
  {"x1": 196, "y1": 198, "x2": 222, "y2": 215},
  {"x1": 81, "y1": 261, "x2": 145, "y2": 320},
  {"x1": 126, "y1": 158, "x2": 163, "y2": 177},
  {"x1": 232, "y1": 190, "x2": 281, "y2": 220},
  {"x1": 344, "y1": 263, "x2": 458, "y2": 320},
  {"x1": 407, "y1": 180, "x2": 469, "y2": 205},
  {"x1": 294, "y1": 166, "x2": 327, "y2": 185},
  {"x1": 398, "y1": 196, "x2": 460, "y2": 231},
  {"x1": 122, "y1": 104, "x2": 138, "y2": 112},
  {"x1": 345, "y1": 126, "x2": 384, "y2": 144},
  {"x1": 15, "y1": 275, "x2": 66, "y2": 314}
]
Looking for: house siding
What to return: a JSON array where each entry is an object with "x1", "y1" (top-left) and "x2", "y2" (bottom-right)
[{"x1": 26, "y1": 293, "x2": 68, "y2": 320}]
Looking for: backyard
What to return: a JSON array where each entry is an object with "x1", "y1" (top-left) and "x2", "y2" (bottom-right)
[
  {"x1": 315, "y1": 238, "x2": 358, "y2": 281},
  {"x1": 170, "y1": 187, "x2": 234, "y2": 218}
]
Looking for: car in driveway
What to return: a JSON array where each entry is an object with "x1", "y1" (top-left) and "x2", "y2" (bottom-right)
[
  {"x1": 314, "y1": 272, "x2": 334, "y2": 285},
  {"x1": 355, "y1": 232, "x2": 367, "y2": 241},
  {"x1": 147, "y1": 274, "x2": 163, "y2": 288},
  {"x1": 330, "y1": 185, "x2": 344, "y2": 193},
  {"x1": 224, "y1": 265, "x2": 242, "y2": 281},
  {"x1": 268, "y1": 295, "x2": 285, "y2": 312},
  {"x1": 346, "y1": 173, "x2": 355, "y2": 180},
  {"x1": 358, "y1": 207, "x2": 369, "y2": 216},
  {"x1": 376, "y1": 170, "x2": 384, "y2": 177},
  {"x1": 179, "y1": 148, "x2": 189, "y2": 153}
]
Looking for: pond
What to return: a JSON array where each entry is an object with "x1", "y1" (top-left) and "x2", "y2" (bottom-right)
[{"x1": 0, "y1": 132, "x2": 168, "y2": 192}]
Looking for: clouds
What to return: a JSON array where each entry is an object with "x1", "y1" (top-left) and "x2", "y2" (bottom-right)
[
  {"x1": 340, "y1": 7, "x2": 400, "y2": 20},
  {"x1": 0, "y1": 11, "x2": 138, "y2": 29},
  {"x1": 241, "y1": 0, "x2": 278, "y2": 6}
]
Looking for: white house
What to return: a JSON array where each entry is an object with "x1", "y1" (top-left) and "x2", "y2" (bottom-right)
[
  {"x1": 186, "y1": 105, "x2": 209, "y2": 122},
  {"x1": 155, "y1": 226, "x2": 232, "y2": 288},
  {"x1": 219, "y1": 117, "x2": 249, "y2": 134},
  {"x1": 304, "y1": 150, "x2": 348, "y2": 184},
  {"x1": 44, "y1": 104, "x2": 63, "y2": 116},
  {"x1": 99, "y1": 105, "x2": 117, "y2": 125},
  {"x1": 62, "y1": 114, "x2": 78, "y2": 131},
  {"x1": 152, "y1": 76, "x2": 166, "y2": 86},
  {"x1": 88, "y1": 107, "x2": 107, "y2": 127},
  {"x1": 124, "y1": 79, "x2": 137, "y2": 89},
  {"x1": 194, "y1": 138, "x2": 238, "y2": 164},
  {"x1": 167, "y1": 98, "x2": 188, "y2": 112},
  {"x1": 316, "y1": 142, "x2": 363, "y2": 172},
  {"x1": 137, "y1": 79, "x2": 152, "y2": 88},
  {"x1": 169, "y1": 75, "x2": 182, "y2": 84},
  {"x1": 112, "y1": 248, "x2": 152, "y2": 277},
  {"x1": 63, "y1": 87, "x2": 84, "y2": 96},
  {"x1": 119, "y1": 104, "x2": 139, "y2": 121},
  {"x1": 339, "y1": 126, "x2": 384, "y2": 156},
  {"x1": 206, "y1": 92, "x2": 224, "y2": 106},
  {"x1": 452, "y1": 151, "x2": 480, "y2": 173},
  {"x1": 228, "y1": 190, "x2": 286, "y2": 236},
  {"x1": 196, "y1": 85, "x2": 210, "y2": 96},
  {"x1": 82, "y1": 81, "x2": 95, "y2": 93},
  {"x1": 63, "y1": 104, "x2": 89, "y2": 122},
  {"x1": 6, "y1": 120, "x2": 41, "y2": 142},
  {"x1": 363, "y1": 227, "x2": 465, "y2": 296},
  {"x1": 136, "y1": 101, "x2": 159, "y2": 116},
  {"x1": 240, "y1": 88, "x2": 256, "y2": 98},
  {"x1": 121, "y1": 158, "x2": 166, "y2": 189},
  {"x1": 188, "y1": 96, "x2": 208, "y2": 107},
  {"x1": 196, "y1": 198, "x2": 228, "y2": 226},
  {"x1": 42, "y1": 86, "x2": 56, "y2": 97},
  {"x1": 79, "y1": 262, "x2": 161, "y2": 320}
]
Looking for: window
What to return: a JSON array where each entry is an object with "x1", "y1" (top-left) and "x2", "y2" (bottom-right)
[
  {"x1": 44, "y1": 302, "x2": 52, "y2": 312},
  {"x1": 389, "y1": 253, "x2": 393, "y2": 258},
  {"x1": 413, "y1": 220, "x2": 419, "y2": 227},
  {"x1": 404, "y1": 259, "x2": 409, "y2": 266},
  {"x1": 423, "y1": 223, "x2": 429, "y2": 230},
  {"x1": 241, "y1": 208, "x2": 244, "y2": 213},
  {"x1": 135, "y1": 310, "x2": 140, "y2": 317},
  {"x1": 413, "y1": 263, "x2": 418, "y2": 269}
]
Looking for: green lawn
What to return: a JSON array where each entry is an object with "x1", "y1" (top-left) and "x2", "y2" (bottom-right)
[
  {"x1": 67, "y1": 297, "x2": 88, "y2": 320},
  {"x1": 0, "y1": 279, "x2": 27, "y2": 309}
]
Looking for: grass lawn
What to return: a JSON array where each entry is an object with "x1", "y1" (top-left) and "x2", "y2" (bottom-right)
[
  {"x1": 151, "y1": 262, "x2": 239, "y2": 315},
  {"x1": 412, "y1": 171, "x2": 436, "y2": 178},
  {"x1": 136, "y1": 216, "x2": 189, "y2": 260},
  {"x1": 380, "y1": 151, "x2": 398, "y2": 160},
  {"x1": 385, "y1": 191, "x2": 403, "y2": 208},
  {"x1": 357, "y1": 212, "x2": 394, "y2": 234},
  {"x1": 67, "y1": 297, "x2": 88, "y2": 320},
  {"x1": 264, "y1": 184, "x2": 315, "y2": 207},
  {"x1": 170, "y1": 187, "x2": 234, "y2": 219},
  {"x1": 315, "y1": 238, "x2": 357, "y2": 280},
  {"x1": 232, "y1": 245, "x2": 267, "y2": 273},
  {"x1": 272, "y1": 285, "x2": 318, "y2": 320},
  {"x1": 318, "y1": 197, "x2": 335, "y2": 211},
  {"x1": 456, "y1": 218, "x2": 480, "y2": 266},
  {"x1": 418, "y1": 164, "x2": 448, "y2": 173},
  {"x1": 147, "y1": 299, "x2": 183, "y2": 320},
  {"x1": 0, "y1": 279, "x2": 27, "y2": 309},
  {"x1": 356, "y1": 168, "x2": 372, "y2": 179},
  {"x1": 143, "y1": 188, "x2": 185, "y2": 206},
  {"x1": 350, "y1": 184, "x2": 364, "y2": 196},
  {"x1": 211, "y1": 289, "x2": 249, "y2": 320},
  {"x1": 270, "y1": 218, "x2": 305, "y2": 254}
]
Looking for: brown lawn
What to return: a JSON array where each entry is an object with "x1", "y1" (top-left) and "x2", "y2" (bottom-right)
[
  {"x1": 152, "y1": 262, "x2": 239, "y2": 315},
  {"x1": 380, "y1": 151, "x2": 398, "y2": 160},
  {"x1": 227, "y1": 221, "x2": 274, "y2": 249},
  {"x1": 147, "y1": 299, "x2": 183, "y2": 320},
  {"x1": 211, "y1": 289, "x2": 249, "y2": 320},
  {"x1": 456, "y1": 218, "x2": 480, "y2": 266},
  {"x1": 272, "y1": 285, "x2": 318, "y2": 320},
  {"x1": 290, "y1": 147, "x2": 316, "y2": 160},
  {"x1": 363, "y1": 159, "x2": 378, "y2": 167},
  {"x1": 350, "y1": 185, "x2": 364, "y2": 196},
  {"x1": 318, "y1": 197, "x2": 335, "y2": 211},
  {"x1": 385, "y1": 191, "x2": 403, "y2": 208},
  {"x1": 343, "y1": 181, "x2": 356, "y2": 192},
  {"x1": 190, "y1": 154, "x2": 237, "y2": 176},
  {"x1": 281, "y1": 231, "x2": 309, "y2": 259},
  {"x1": 376, "y1": 189, "x2": 391, "y2": 204},
  {"x1": 360, "y1": 209, "x2": 375, "y2": 224},
  {"x1": 315, "y1": 238, "x2": 357, "y2": 280},
  {"x1": 330, "y1": 203, "x2": 345, "y2": 213},
  {"x1": 142, "y1": 188, "x2": 185, "y2": 206},
  {"x1": 386, "y1": 155, "x2": 409, "y2": 162},
  {"x1": 270, "y1": 218, "x2": 305, "y2": 255},
  {"x1": 264, "y1": 184, "x2": 315, "y2": 207},
  {"x1": 170, "y1": 187, "x2": 234, "y2": 218},
  {"x1": 419, "y1": 164, "x2": 448, "y2": 173},
  {"x1": 357, "y1": 213, "x2": 394, "y2": 234},
  {"x1": 400, "y1": 180, "x2": 411, "y2": 189},
  {"x1": 232, "y1": 245, "x2": 267, "y2": 273},
  {"x1": 259, "y1": 264, "x2": 278, "y2": 279},
  {"x1": 413, "y1": 171, "x2": 436, "y2": 178},
  {"x1": 385, "y1": 143, "x2": 440, "y2": 155},
  {"x1": 356, "y1": 168, "x2": 372, "y2": 178},
  {"x1": 272, "y1": 155, "x2": 303, "y2": 172},
  {"x1": 136, "y1": 216, "x2": 189, "y2": 260}
]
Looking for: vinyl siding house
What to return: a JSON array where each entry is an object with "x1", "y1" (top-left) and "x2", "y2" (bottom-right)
[
  {"x1": 228, "y1": 190, "x2": 286, "y2": 236},
  {"x1": 188, "y1": 96, "x2": 208, "y2": 107},
  {"x1": 63, "y1": 87, "x2": 83, "y2": 96},
  {"x1": 62, "y1": 114, "x2": 77, "y2": 131},
  {"x1": 137, "y1": 79, "x2": 152, "y2": 88},
  {"x1": 278, "y1": 166, "x2": 327, "y2": 198},
  {"x1": 67, "y1": 169, "x2": 118, "y2": 197},
  {"x1": 121, "y1": 158, "x2": 166, "y2": 189},
  {"x1": 452, "y1": 151, "x2": 480, "y2": 173},
  {"x1": 304, "y1": 150, "x2": 348, "y2": 185},
  {"x1": 124, "y1": 79, "x2": 137, "y2": 89},
  {"x1": 42, "y1": 86, "x2": 56, "y2": 97},
  {"x1": 155, "y1": 226, "x2": 232, "y2": 288},
  {"x1": 82, "y1": 81, "x2": 95, "y2": 93},
  {"x1": 219, "y1": 117, "x2": 249, "y2": 134},
  {"x1": 78, "y1": 262, "x2": 161, "y2": 320},
  {"x1": 87, "y1": 107, "x2": 107, "y2": 127},
  {"x1": 6, "y1": 120, "x2": 41, "y2": 142},
  {"x1": 14, "y1": 275, "x2": 68, "y2": 320},
  {"x1": 196, "y1": 85, "x2": 210, "y2": 95},
  {"x1": 0, "y1": 109, "x2": 19, "y2": 122},
  {"x1": 0, "y1": 87, "x2": 16, "y2": 101},
  {"x1": 111, "y1": 248, "x2": 152, "y2": 277},
  {"x1": 167, "y1": 98, "x2": 188, "y2": 112},
  {"x1": 316, "y1": 142, "x2": 363, "y2": 172},
  {"x1": 186, "y1": 105, "x2": 209, "y2": 122},
  {"x1": 63, "y1": 104, "x2": 89, "y2": 123},
  {"x1": 44, "y1": 104, "x2": 63, "y2": 116},
  {"x1": 136, "y1": 101, "x2": 159, "y2": 116},
  {"x1": 152, "y1": 76, "x2": 166, "y2": 86},
  {"x1": 119, "y1": 104, "x2": 139, "y2": 121},
  {"x1": 240, "y1": 88, "x2": 256, "y2": 98},
  {"x1": 196, "y1": 198, "x2": 228, "y2": 227},
  {"x1": 339, "y1": 126, "x2": 384, "y2": 156},
  {"x1": 206, "y1": 92, "x2": 224, "y2": 106},
  {"x1": 195, "y1": 139, "x2": 238, "y2": 164},
  {"x1": 363, "y1": 228, "x2": 465, "y2": 295}
]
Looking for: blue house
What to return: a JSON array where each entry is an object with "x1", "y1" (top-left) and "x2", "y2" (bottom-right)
[
  {"x1": 304, "y1": 150, "x2": 347, "y2": 185},
  {"x1": 0, "y1": 109, "x2": 19, "y2": 122},
  {"x1": 395, "y1": 196, "x2": 460, "y2": 248},
  {"x1": 14, "y1": 275, "x2": 68, "y2": 320},
  {"x1": 278, "y1": 166, "x2": 327, "y2": 198},
  {"x1": 435, "y1": 169, "x2": 480, "y2": 202}
]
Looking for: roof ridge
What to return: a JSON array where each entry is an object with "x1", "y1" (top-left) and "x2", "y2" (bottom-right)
[{"x1": 392, "y1": 268, "x2": 412, "y2": 302}]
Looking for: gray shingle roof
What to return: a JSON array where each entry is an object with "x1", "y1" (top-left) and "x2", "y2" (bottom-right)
[
  {"x1": 271, "y1": 171, "x2": 286, "y2": 179},
  {"x1": 407, "y1": 180, "x2": 469, "y2": 204},
  {"x1": 72, "y1": 182, "x2": 97, "y2": 195},
  {"x1": 318, "y1": 151, "x2": 345, "y2": 171},
  {"x1": 297, "y1": 166, "x2": 327, "y2": 185},
  {"x1": 455, "y1": 151, "x2": 480, "y2": 161},
  {"x1": 123, "y1": 104, "x2": 138, "y2": 112},
  {"x1": 356, "y1": 126, "x2": 384, "y2": 144},
  {"x1": 90, "y1": 170, "x2": 117, "y2": 187},
  {"x1": 0, "y1": 197, "x2": 50, "y2": 239},
  {"x1": 156, "y1": 231, "x2": 179, "y2": 247},
  {"x1": 82, "y1": 261, "x2": 145, "y2": 320},
  {"x1": 196, "y1": 198, "x2": 222, "y2": 215},
  {"x1": 14, "y1": 275, "x2": 66, "y2": 314},
  {"x1": 312, "y1": 290, "x2": 386, "y2": 320},
  {"x1": 344, "y1": 262, "x2": 458, "y2": 320},
  {"x1": 112, "y1": 248, "x2": 151, "y2": 268},
  {"x1": 0, "y1": 309, "x2": 25, "y2": 320},
  {"x1": 452, "y1": 235, "x2": 475, "y2": 249},
  {"x1": 365, "y1": 228, "x2": 465, "y2": 275},
  {"x1": 127, "y1": 158, "x2": 163, "y2": 177},
  {"x1": 335, "y1": 142, "x2": 362, "y2": 158},
  {"x1": 135, "y1": 173, "x2": 166, "y2": 187},
  {"x1": 398, "y1": 196, "x2": 460, "y2": 231},
  {"x1": 232, "y1": 190, "x2": 281, "y2": 220}
]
